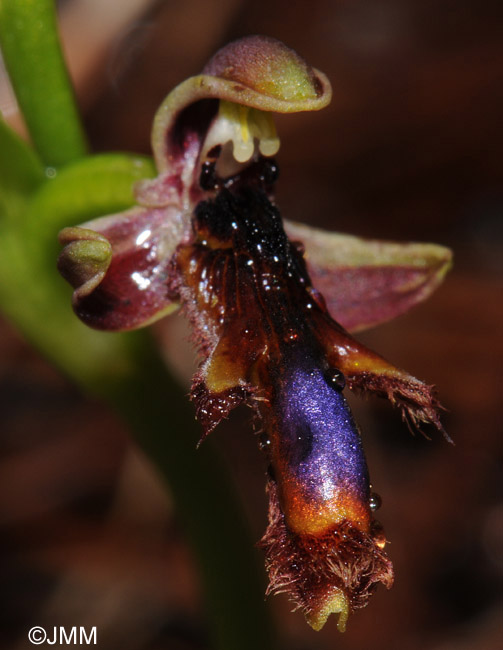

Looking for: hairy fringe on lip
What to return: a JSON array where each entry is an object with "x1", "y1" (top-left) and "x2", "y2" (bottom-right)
[
  {"x1": 259, "y1": 480, "x2": 394, "y2": 630},
  {"x1": 191, "y1": 379, "x2": 249, "y2": 442},
  {"x1": 346, "y1": 371, "x2": 450, "y2": 441}
]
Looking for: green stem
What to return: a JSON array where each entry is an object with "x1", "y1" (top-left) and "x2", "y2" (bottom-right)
[
  {"x1": 0, "y1": 0, "x2": 87, "y2": 166},
  {"x1": 106, "y1": 343, "x2": 274, "y2": 650}
]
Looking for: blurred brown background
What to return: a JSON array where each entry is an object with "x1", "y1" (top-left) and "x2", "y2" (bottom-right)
[{"x1": 1, "y1": 0, "x2": 502, "y2": 648}]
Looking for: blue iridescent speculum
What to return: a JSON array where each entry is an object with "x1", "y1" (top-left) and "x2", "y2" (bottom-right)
[
  {"x1": 275, "y1": 355, "x2": 371, "y2": 534},
  {"x1": 57, "y1": 35, "x2": 451, "y2": 631}
]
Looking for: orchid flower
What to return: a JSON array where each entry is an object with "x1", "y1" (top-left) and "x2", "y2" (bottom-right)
[{"x1": 58, "y1": 36, "x2": 452, "y2": 632}]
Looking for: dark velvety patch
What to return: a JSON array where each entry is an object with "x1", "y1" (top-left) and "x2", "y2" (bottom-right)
[{"x1": 168, "y1": 99, "x2": 219, "y2": 158}]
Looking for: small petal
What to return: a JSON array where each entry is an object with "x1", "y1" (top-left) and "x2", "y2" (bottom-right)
[
  {"x1": 58, "y1": 206, "x2": 183, "y2": 331},
  {"x1": 285, "y1": 220, "x2": 453, "y2": 332}
]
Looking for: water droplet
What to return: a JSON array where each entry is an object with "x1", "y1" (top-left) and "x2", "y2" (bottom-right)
[
  {"x1": 283, "y1": 328, "x2": 298, "y2": 343},
  {"x1": 325, "y1": 368, "x2": 346, "y2": 391},
  {"x1": 258, "y1": 434, "x2": 271, "y2": 451},
  {"x1": 260, "y1": 159, "x2": 279, "y2": 185},
  {"x1": 369, "y1": 492, "x2": 382, "y2": 511}
]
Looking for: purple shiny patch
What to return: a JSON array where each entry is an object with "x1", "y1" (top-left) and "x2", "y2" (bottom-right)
[{"x1": 276, "y1": 349, "x2": 370, "y2": 506}]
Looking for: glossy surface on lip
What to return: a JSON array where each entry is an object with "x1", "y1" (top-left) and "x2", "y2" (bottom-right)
[{"x1": 272, "y1": 350, "x2": 371, "y2": 535}]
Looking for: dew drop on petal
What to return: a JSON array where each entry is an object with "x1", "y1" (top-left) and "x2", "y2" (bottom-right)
[
  {"x1": 324, "y1": 368, "x2": 346, "y2": 391},
  {"x1": 370, "y1": 491, "x2": 382, "y2": 512}
]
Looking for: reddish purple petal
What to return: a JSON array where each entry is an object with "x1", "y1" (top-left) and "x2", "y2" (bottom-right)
[
  {"x1": 59, "y1": 206, "x2": 184, "y2": 331},
  {"x1": 284, "y1": 221, "x2": 452, "y2": 332}
]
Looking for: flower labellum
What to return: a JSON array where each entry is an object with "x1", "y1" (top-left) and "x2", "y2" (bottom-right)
[{"x1": 58, "y1": 35, "x2": 452, "y2": 631}]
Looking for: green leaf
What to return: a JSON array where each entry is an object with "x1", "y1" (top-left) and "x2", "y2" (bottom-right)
[{"x1": 0, "y1": 0, "x2": 87, "y2": 166}]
